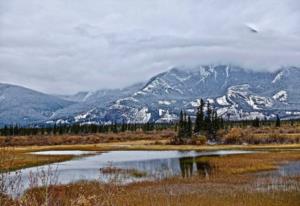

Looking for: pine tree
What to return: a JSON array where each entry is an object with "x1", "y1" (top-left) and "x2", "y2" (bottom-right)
[
  {"x1": 212, "y1": 110, "x2": 218, "y2": 133},
  {"x1": 183, "y1": 112, "x2": 187, "y2": 138},
  {"x1": 112, "y1": 122, "x2": 118, "y2": 133},
  {"x1": 53, "y1": 124, "x2": 57, "y2": 135},
  {"x1": 3, "y1": 125, "x2": 8, "y2": 136},
  {"x1": 177, "y1": 110, "x2": 184, "y2": 141},
  {"x1": 276, "y1": 115, "x2": 281, "y2": 127},
  {"x1": 290, "y1": 119, "x2": 294, "y2": 126},
  {"x1": 194, "y1": 99, "x2": 205, "y2": 134},
  {"x1": 187, "y1": 116, "x2": 192, "y2": 138},
  {"x1": 252, "y1": 117, "x2": 260, "y2": 128},
  {"x1": 121, "y1": 120, "x2": 126, "y2": 132},
  {"x1": 205, "y1": 102, "x2": 213, "y2": 135}
]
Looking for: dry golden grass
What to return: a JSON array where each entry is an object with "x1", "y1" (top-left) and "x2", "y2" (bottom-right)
[
  {"x1": 222, "y1": 127, "x2": 300, "y2": 144},
  {"x1": 206, "y1": 151, "x2": 300, "y2": 175},
  {"x1": 10, "y1": 180, "x2": 299, "y2": 206},
  {"x1": 0, "y1": 152, "x2": 73, "y2": 172},
  {"x1": 0, "y1": 130, "x2": 175, "y2": 147}
]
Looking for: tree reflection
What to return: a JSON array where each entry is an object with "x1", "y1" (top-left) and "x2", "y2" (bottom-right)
[
  {"x1": 179, "y1": 157, "x2": 194, "y2": 178},
  {"x1": 179, "y1": 157, "x2": 214, "y2": 178}
]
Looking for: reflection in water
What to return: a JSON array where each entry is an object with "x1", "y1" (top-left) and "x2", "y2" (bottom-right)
[
  {"x1": 179, "y1": 157, "x2": 194, "y2": 178},
  {"x1": 179, "y1": 157, "x2": 214, "y2": 178}
]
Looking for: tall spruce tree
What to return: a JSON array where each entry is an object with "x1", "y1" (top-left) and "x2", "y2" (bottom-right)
[
  {"x1": 252, "y1": 117, "x2": 260, "y2": 128},
  {"x1": 187, "y1": 116, "x2": 192, "y2": 138},
  {"x1": 276, "y1": 115, "x2": 281, "y2": 127},
  {"x1": 194, "y1": 99, "x2": 205, "y2": 134},
  {"x1": 205, "y1": 102, "x2": 212, "y2": 134},
  {"x1": 177, "y1": 110, "x2": 184, "y2": 141}
]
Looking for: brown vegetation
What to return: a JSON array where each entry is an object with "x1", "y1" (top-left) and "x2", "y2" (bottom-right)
[
  {"x1": 222, "y1": 126, "x2": 300, "y2": 144},
  {"x1": 0, "y1": 130, "x2": 175, "y2": 147}
]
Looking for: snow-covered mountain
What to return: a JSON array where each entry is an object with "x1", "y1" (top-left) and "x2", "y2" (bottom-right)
[
  {"x1": 1, "y1": 65, "x2": 300, "y2": 126},
  {"x1": 95, "y1": 65, "x2": 300, "y2": 123},
  {"x1": 0, "y1": 83, "x2": 73, "y2": 126}
]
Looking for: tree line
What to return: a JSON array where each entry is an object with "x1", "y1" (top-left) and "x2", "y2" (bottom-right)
[{"x1": 0, "y1": 122, "x2": 173, "y2": 136}]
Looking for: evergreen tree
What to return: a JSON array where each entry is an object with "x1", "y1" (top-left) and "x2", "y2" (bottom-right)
[
  {"x1": 290, "y1": 119, "x2": 294, "y2": 126},
  {"x1": 212, "y1": 110, "x2": 218, "y2": 134},
  {"x1": 187, "y1": 116, "x2": 192, "y2": 138},
  {"x1": 3, "y1": 125, "x2": 8, "y2": 136},
  {"x1": 121, "y1": 120, "x2": 126, "y2": 132},
  {"x1": 252, "y1": 117, "x2": 260, "y2": 128},
  {"x1": 112, "y1": 122, "x2": 118, "y2": 133},
  {"x1": 177, "y1": 110, "x2": 184, "y2": 141},
  {"x1": 194, "y1": 99, "x2": 205, "y2": 133},
  {"x1": 183, "y1": 112, "x2": 187, "y2": 137},
  {"x1": 276, "y1": 115, "x2": 281, "y2": 127},
  {"x1": 53, "y1": 124, "x2": 57, "y2": 135},
  {"x1": 205, "y1": 102, "x2": 213, "y2": 135}
]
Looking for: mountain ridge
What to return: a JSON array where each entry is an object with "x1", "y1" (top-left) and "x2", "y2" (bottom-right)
[{"x1": 1, "y1": 65, "x2": 300, "y2": 126}]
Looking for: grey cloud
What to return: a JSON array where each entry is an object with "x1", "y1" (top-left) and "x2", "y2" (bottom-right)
[{"x1": 0, "y1": 0, "x2": 300, "y2": 94}]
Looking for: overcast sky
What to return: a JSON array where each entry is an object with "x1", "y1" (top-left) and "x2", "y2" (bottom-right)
[{"x1": 1, "y1": 0, "x2": 300, "y2": 94}]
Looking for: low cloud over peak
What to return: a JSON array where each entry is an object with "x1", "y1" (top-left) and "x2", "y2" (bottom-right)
[{"x1": 1, "y1": 0, "x2": 300, "y2": 94}]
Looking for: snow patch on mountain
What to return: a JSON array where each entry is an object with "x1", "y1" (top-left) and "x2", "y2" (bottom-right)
[
  {"x1": 56, "y1": 119, "x2": 69, "y2": 124},
  {"x1": 74, "y1": 110, "x2": 93, "y2": 122},
  {"x1": 133, "y1": 91, "x2": 146, "y2": 96},
  {"x1": 273, "y1": 90, "x2": 288, "y2": 102},
  {"x1": 158, "y1": 100, "x2": 172, "y2": 105},
  {"x1": 225, "y1": 66, "x2": 230, "y2": 77},
  {"x1": 116, "y1": 97, "x2": 138, "y2": 104},
  {"x1": 190, "y1": 99, "x2": 202, "y2": 107},
  {"x1": 82, "y1": 91, "x2": 95, "y2": 102},
  {"x1": 156, "y1": 110, "x2": 177, "y2": 123},
  {"x1": 216, "y1": 96, "x2": 230, "y2": 106},
  {"x1": 134, "y1": 107, "x2": 151, "y2": 123},
  {"x1": 216, "y1": 107, "x2": 229, "y2": 116},
  {"x1": 207, "y1": 98, "x2": 215, "y2": 104},
  {"x1": 272, "y1": 71, "x2": 284, "y2": 83},
  {"x1": 171, "y1": 73, "x2": 192, "y2": 82},
  {"x1": 197, "y1": 66, "x2": 212, "y2": 83},
  {"x1": 249, "y1": 95, "x2": 273, "y2": 109}
]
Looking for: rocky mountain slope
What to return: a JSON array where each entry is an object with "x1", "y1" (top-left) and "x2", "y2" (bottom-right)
[
  {"x1": 94, "y1": 65, "x2": 300, "y2": 123},
  {"x1": 1, "y1": 65, "x2": 300, "y2": 126}
]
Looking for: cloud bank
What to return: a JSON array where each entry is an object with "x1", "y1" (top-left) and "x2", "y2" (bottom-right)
[{"x1": 1, "y1": 0, "x2": 300, "y2": 94}]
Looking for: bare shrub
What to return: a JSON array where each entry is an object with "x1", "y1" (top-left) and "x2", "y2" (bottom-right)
[
  {"x1": 0, "y1": 147, "x2": 23, "y2": 205},
  {"x1": 223, "y1": 128, "x2": 244, "y2": 144},
  {"x1": 20, "y1": 165, "x2": 59, "y2": 206}
]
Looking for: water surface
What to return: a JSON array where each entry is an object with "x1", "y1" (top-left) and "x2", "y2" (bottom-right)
[{"x1": 8, "y1": 150, "x2": 253, "y2": 195}]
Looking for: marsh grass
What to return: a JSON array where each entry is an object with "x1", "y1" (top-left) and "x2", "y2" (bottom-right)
[
  {"x1": 0, "y1": 149, "x2": 74, "y2": 172},
  {"x1": 5, "y1": 173, "x2": 299, "y2": 206}
]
